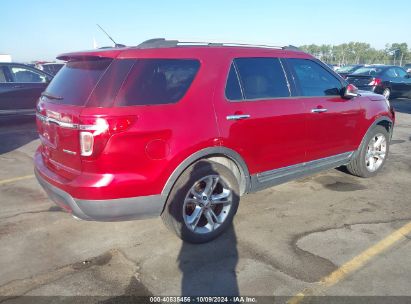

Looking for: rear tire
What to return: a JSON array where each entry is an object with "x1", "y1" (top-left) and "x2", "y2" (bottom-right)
[
  {"x1": 346, "y1": 125, "x2": 389, "y2": 178},
  {"x1": 161, "y1": 160, "x2": 240, "y2": 243}
]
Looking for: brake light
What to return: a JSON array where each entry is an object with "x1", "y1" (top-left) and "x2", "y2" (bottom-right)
[
  {"x1": 79, "y1": 116, "x2": 134, "y2": 158},
  {"x1": 368, "y1": 78, "x2": 382, "y2": 86}
]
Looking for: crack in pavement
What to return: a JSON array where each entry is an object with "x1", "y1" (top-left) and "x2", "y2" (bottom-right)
[
  {"x1": 0, "y1": 249, "x2": 144, "y2": 299},
  {"x1": 0, "y1": 207, "x2": 62, "y2": 221}
]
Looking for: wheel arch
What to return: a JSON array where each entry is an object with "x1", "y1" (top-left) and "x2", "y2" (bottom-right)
[
  {"x1": 355, "y1": 116, "x2": 393, "y2": 157},
  {"x1": 161, "y1": 147, "x2": 251, "y2": 202}
]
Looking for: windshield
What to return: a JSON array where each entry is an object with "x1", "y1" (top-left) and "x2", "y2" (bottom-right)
[
  {"x1": 337, "y1": 65, "x2": 359, "y2": 73},
  {"x1": 44, "y1": 59, "x2": 112, "y2": 106},
  {"x1": 351, "y1": 67, "x2": 384, "y2": 76}
]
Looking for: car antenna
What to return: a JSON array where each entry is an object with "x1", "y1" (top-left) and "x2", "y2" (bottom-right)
[{"x1": 96, "y1": 24, "x2": 126, "y2": 48}]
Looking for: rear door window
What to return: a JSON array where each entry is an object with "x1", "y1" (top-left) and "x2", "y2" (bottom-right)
[
  {"x1": 9, "y1": 65, "x2": 48, "y2": 83},
  {"x1": 225, "y1": 64, "x2": 243, "y2": 101},
  {"x1": 44, "y1": 59, "x2": 112, "y2": 106},
  {"x1": 0, "y1": 67, "x2": 7, "y2": 83},
  {"x1": 394, "y1": 68, "x2": 407, "y2": 78},
  {"x1": 116, "y1": 59, "x2": 200, "y2": 106},
  {"x1": 233, "y1": 58, "x2": 290, "y2": 100},
  {"x1": 287, "y1": 59, "x2": 342, "y2": 96}
]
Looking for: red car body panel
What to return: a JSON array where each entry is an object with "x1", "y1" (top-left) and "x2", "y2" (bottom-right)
[{"x1": 34, "y1": 45, "x2": 395, "y2": 221}]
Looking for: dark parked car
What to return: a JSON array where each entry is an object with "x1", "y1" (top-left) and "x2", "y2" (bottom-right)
[
  {"x1": 346, "y1": 65, "x2": 411, "y2": 100},
  {"x1": 336, "y1": 64, "x2": 364, "y2": 78},
  {"x1": 35, "y1": 39, "x2": 394, "y2": 243},
  {"x1": 36, "y1": 63, "x2": 65, "y2": 76},
  {"x1": 0, "y1": 63, "x2": 51, "y2": 118}
]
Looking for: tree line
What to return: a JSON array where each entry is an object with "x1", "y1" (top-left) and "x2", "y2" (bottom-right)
[{"x1": 299, "y1": 42, "x2": 410, "y2": 66}]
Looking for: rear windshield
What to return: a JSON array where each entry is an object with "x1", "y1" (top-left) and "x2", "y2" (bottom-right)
[
  {"x1": 115, "y1": 59, "x2": 200, "y2": 106},
  {"x1": 44, "y1": 59, "x2": 112, "y2": 106},
  {"x1": 337, "y1": 65, "x2": 359, "y2": 73},
  {"x1": 351, "y1": 67, "x2": 384, "y2": 76}
]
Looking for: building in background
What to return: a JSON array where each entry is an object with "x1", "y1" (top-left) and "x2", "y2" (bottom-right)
[{"x1": 0, "y1": 54, "x2": 12, "y2": 62}]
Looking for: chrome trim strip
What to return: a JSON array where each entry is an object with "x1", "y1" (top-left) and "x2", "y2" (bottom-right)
[
  {"x1": 36, "y1": 112, "x2": 79, "y2": 129},
  {"x1": 63, "y1": 149, "x2": 77, "y2": 155},
  {"x1": 256, "y1": 151, "x2": 353, "y2": 184}
]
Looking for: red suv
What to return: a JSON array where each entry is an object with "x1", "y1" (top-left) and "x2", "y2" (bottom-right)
[{"x1": 35, "y1": 39, "x2": 395, "y2": 243}]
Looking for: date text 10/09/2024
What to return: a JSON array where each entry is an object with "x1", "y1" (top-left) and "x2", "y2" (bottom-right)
[{"x1": 149, "y1": 296, "x2": 257, "y2": 303}]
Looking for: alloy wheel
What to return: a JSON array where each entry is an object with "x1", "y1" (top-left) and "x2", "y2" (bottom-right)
[
  {"x1": 183, "y1": 175, "x2": 232, "y2": 234},
  {"x1": 365, "y1": 133, "x2": 387, "y2": 172}
]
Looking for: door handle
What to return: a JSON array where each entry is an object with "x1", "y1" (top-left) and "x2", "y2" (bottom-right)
[
  {"x1": 311, "y1": 108, "x2": 328, "y2": 113},
  {"x1": 226, "y1": 114, "x2": 250, "y2": 121},
  {"x1": 12, "y1": 85, "x2": 23, "y2": 89}
]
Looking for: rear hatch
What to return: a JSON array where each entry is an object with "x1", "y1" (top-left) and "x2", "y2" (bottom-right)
[
  {"x1": 346, "y1": 75, "x2": 374, "y2": 87},
  {"x1": 36, "y1": 57, "x2": 113, "y2": 180}
]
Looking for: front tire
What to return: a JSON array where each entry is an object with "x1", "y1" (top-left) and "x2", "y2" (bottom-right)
[
  {"x1": 161, "y1": 160, "x2": 240, "y2": 243},
  {"x1": 346, "y1": 125, "x2": 389, "y2": 177}
]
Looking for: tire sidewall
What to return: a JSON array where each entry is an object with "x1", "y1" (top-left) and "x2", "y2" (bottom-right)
[{"x1": 165, "y1": 161, "x2": 240, "y2": 243}]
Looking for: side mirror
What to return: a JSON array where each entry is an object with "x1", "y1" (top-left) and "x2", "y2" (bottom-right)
[{"x1": 343, "y1": 84, "x2": 359, "y2": 99}]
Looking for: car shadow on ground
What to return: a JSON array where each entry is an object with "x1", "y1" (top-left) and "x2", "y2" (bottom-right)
[
  {"x1": 0, "y1": 118, "x2": 38, "y2": 155},
  {"x1": 390, "y1": 98, "x2": 411, "y2": 114},
  {"x1": 172, "y1": 161, "x2": 239, "y2": 296}
]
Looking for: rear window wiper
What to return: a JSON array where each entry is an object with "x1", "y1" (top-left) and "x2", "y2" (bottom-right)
[{"x1": 41, "y1": 92, "x2": 64, "y2": 100}]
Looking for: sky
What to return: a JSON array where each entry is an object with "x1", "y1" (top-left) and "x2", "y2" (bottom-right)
[{"x1": 2, "y1": 0, "x2": 411, "y2": 62}]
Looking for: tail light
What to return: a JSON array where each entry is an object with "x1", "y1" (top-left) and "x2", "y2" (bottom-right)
[
  {"x1": 79, "y1": 116, "x2": 135, "y2": 158},
  {"x1": 368, "y1": 78, "x2": 382, "y2": 86}
]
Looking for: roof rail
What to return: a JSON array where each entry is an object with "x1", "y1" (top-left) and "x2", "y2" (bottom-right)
[{"x1": 136, "y1": 38, "x2": 301, "y2": 51}]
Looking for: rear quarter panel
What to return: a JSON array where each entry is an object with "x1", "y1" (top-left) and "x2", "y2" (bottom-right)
[{"x1": 79, "y1": 49, "x2": 223, "y2": 199}]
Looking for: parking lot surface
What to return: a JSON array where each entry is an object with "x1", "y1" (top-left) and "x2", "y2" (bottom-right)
[{"x1": 0, "y1": 99, "x2": 411, "y2": 301}]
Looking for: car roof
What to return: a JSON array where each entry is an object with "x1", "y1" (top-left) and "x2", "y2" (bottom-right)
[{"x1": 57, "y1": 38, "x2": 312, "y2": 61}]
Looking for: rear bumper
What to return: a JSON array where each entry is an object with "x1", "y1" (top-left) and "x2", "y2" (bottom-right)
[{"x1": 34, "y1": 153, "x2": 166, "y2": 221}]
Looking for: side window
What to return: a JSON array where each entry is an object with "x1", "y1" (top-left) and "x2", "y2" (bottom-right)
[
  {"x1": 234, "y1": 57, "x2": 290, "y2": 100},
  {"x1": 9, "y1": 66, "x2": 48, "y2": 83},
  {"x1": 116, "y1": 59, "x2": 200, "y2": 106},
  {"x1": 225, "y1": 64, "x2": 243, "y2": 100},
  {"x1": 394, "y1": 68, "x2": 407, "y2": 78},
  {"x1": 385, "y1": 68, "x2": 397, "y2": 78},
  {"x1": 287, "y1": 59, "x2": 342, "y2": 96},
  {"x1": 0, "y1": 67, "x2": 7, "y2": 83}
]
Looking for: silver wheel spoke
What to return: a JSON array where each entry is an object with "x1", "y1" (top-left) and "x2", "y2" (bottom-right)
[
  {"x1": 374, "y1": 136, "x2": 383, "y2": 148},
  {"x1": 208, "y1": 208, "x2": 221, "y2": 224},
  {"x1": 204, "y1": 210, "x2": 215, "y2": 229},
  {"x1": 190, "y1": 189, "x2": 202, "y2": 200},
  {"x1": 186, "y1": 206, "x2": 203, "y2": 228},
  {"x1": 185, "y1": 198, "x2": 201, "y2": 205},
  {"x1": 211, "y1": 189, "x2": 231, "y2": 204},
  {"x1": 203, "y1": 176, "x2": 219, "y2": 196}
]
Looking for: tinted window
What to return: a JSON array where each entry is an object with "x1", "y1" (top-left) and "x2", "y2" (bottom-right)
[
  {"x1": 45, "y1": 59, "x2": 112, "y2": 106},
  {"x1": 0, "y1": 67, "x2": 6, "y2": 83},
  {"x1": 10, "y1": 66, "x2": 48, "y2": 83},
  {"x1": 394, "y1": 68, "x2": 407, "y2": 78},
  {"x1": 351, "y1": 67, "x2": 384, "y2": 76},
  {"x1": 385, "y1": 68, "x2": 397, "y2": 78},
  {"x1": 225, "y1": 64, "x2": 243, "y2": 100},
  {"x1": 116, "y1": 59, "x2": 200, "y2": 106},
  {"x1": 234, "y1": 58, "x2": 290, "y2": 99},
  {"x1": 288, "y1": 59, "x2": 342, "y2": 96}
]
